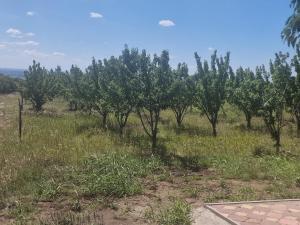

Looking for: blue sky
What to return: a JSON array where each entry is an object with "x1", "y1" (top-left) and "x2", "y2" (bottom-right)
[{"x1": 0, "y1": 0, "x2": 295, "y2": 72}]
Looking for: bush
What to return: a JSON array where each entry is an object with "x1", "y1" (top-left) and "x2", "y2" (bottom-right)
[
  {"x1": 81, "y1": 152, "x2": 163, "y2": 197},
  {"x1": 0, "y1": 74, "x2": 18, "y2": 94}
]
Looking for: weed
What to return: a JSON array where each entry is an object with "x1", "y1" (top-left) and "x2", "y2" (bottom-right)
[
  {"x1": 157, "y1": 199, "x2": 191, "y2": 225},
  {"x1": 80, "y1": 152, "x2": 163, "y2": 197},
  {"x1": 34, "y1": 179, "x2": 61, "y2": 201}
]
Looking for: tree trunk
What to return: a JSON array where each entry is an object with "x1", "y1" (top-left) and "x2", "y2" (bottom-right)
[
  {"x1": 151, "y1": 112, "x2": 159, "y2": 153},
  {"x1": 119, "y1": 125, "x2": 124, "y2": 137},
  {"x1": 246, "y1": 114, "x2": 252, "y2": 129},
  {"x1": 102, "y1": 113, "x2": 108, "y2": 129},
  {"x1": 296, "y1": 116, "x2": 300, "y2": 138},
  {"x1": 275, "y1": 133, "x2": 281, "y2": 154},
  {"x1": 151, "y1": 134, "x2": 157, "y2": 152},
  {"x1": 212, "y1": 122, "x2": 217, "y2": 137},
  {"x1": 176, "y1": 115, "x2": 182, "y2": 127}
]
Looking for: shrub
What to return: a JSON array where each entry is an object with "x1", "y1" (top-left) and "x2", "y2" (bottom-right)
[{"x1": 0, "y1": 74, "x2": 18, "y2": 94}]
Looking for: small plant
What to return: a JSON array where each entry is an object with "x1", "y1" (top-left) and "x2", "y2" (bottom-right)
[
  {"x1": 34, "y1": 179, "x2": 61, "y2": 201},
  {"x1": 8, "y1": 201, "x2": 34, "y2": 221},
  {"x1": 158, "y1": 199, "x2": 191, "y2": 225},
  {"x1": 70, "y1": 199, "x2": 81, "y2": 213},
  {"x1": 184, "y1": 187, "x2": 201, "y2": 198}
]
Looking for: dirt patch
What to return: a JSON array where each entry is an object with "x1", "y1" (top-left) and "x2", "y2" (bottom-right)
[{"x1": 0, "y1": 169, "x2": 276, "y2": 225}]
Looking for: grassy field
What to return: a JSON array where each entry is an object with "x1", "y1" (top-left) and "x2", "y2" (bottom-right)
[{"x1": 1, "y1": 93, "x2": 300, "y2": 225}]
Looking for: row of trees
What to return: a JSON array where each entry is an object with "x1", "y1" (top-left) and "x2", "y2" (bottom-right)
[
  {"x1": 22, "y1": 45, "x2": 300, "y2": 154},
  {"x1": 0, "y1": 74, "x2": 19, "y2": 94}
]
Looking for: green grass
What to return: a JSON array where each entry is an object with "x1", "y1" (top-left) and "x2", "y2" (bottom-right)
[
  {"x1": 79, "y1": 152, "x2": 163, "y2": 197},
  {"x1": 150, "y1": 199, "x2": 191, "y2": 225},
  {"x1": 1, "y1": 94, "x2": 300, "y2": 223}
]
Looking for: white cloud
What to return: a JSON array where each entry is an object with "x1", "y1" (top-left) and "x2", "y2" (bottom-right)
[
  {"x1": 24, "y1": 49, "x2": 48, "y2": 57},
  {"x1": 0, "y1": 44, "x2": 6, "y2": 49},
  {"x1": 26, "y1": 32, "x2": 35, "y2": 37},
  {"x1": 90, "y1": 12, "x2": 103, "y2": 18},
  {"x1": 208, "y1": 47, "x2": 215, "y2": 51},
  {"x1": 159, "y1": 19, "x2": 175, "y2": 27},
  {"x1": 53, "y1": 52, "x2": 65, "y2": 57},
  {"x1": 6, "y1": 28, "x2": 35, "y2": 38},
  {"x1": 16, "y1": 41, "x2": 39, "y2": 46},
  {"x1": 6, "y1": 28, "x2": 22, "y2": 38},
  {"x1": 1, "y1": 41, "x2": 40, "y2": 47},
  {"x1": 26, "y1": 11, "x2": 35, "y2": 16}
]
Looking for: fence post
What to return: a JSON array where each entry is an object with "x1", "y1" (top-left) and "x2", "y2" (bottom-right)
[{"x1": 18, "y1": 98, "x2": 23, "y2": 141}]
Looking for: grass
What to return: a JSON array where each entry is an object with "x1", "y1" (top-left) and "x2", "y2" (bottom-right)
[
  {"x1": 1, "y1": 93, "x2": 300, "y2": 224},
  {"x1": 144, "y1": 199, "x2": 191, "y2": 225},
  {"x1": 80, "y1": 152, "x2": 163, "y2": 197}
]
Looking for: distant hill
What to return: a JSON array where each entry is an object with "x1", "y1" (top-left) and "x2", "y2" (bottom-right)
[{"x1": 0, "y1": 68, "x2": 25, "y2": 78}]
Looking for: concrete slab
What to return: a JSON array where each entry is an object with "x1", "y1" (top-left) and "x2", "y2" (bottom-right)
[{"x1": 192, "y1": 207, "x2": 232, "y2": 225}]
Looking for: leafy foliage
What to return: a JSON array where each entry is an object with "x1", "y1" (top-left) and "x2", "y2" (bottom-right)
[
  {"x1": 227, "y1": 67, "x2": 264, "y2": 128},
  {"x1": 262, "y1": 53, "x2": 291, "y2": 153},
  {"x1": 0, "y1": 74, "x2": 18, "y2": 94},
  {"x1": 24, "y1": 61, "x2": 58, "y2": 112},
  {"x1": 282, "y1": 0, "x2": 300, "y2": 47},
  {"x1": 290, "y1": 44, "x2": 300, "y2": 136},
  {"x1": 103, "y1": 46, "x2": 140, "y2": 134},
  {"x1": 169, "y1": 63, "x2": 195, "y2": 127},
  {"x1": 194, "y1": 50, "x2": 232, "y2": 136},
  {"x1": 137, "y1": 50, "x2": 172, "y2": 152}
]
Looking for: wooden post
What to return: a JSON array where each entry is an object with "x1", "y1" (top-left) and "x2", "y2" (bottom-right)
[{"x1": 18, "y1": 98, "x2": 23, "y2": 141}]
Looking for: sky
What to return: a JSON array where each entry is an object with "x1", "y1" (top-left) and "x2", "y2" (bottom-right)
[{"x1": 0, "y1": 0, "x2": 295, "y2": 73}]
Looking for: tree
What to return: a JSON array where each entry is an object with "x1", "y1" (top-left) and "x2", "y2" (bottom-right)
[
  {"x1": 64, "y1": 65, "x2": 87, "y2": 111},
  {"x1": 137, "y1": 50, "x2": 172, "y2": 153},
  {"x1": 227, "y1": 67, "x2": 264, "y2": 128},
  {"x1": 169, "y1": 63, "x2": 195, "y2": 127},
  {"x1": 262, "y1": 85, "x2": 286, "y2": 154},
  {"x1": 50, "y1": 66, "x2": 66, "y2": 98},
  {"x1": 290, "y1": 44, "x2": 300, "y2": 136},
  {"x1": 282, "y1": 0, "x2": 300, "y2": 47},
  {"x1": 24, "y1": 60, "x2": 57, "y2": 112},
  {"x1": 262, "y1": 53, "x2": 291, "y2": 153},
  {"x1": 86, "y1": 59, "x2": 110, "y2": 128},
  {"x1": 0, "y1": 74, "x2": 18, "y2": 94},
  {"x1": 103, "y1": 46, "x2": 140, "y2": 135},
  {"x1": 194, "y1": 50, "x2": 232, "y2": 136}
]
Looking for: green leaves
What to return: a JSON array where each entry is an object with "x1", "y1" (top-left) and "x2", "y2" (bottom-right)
[
  {"x1": 261, "y1": 53, "x2": 291, "y2": 153},
  {"x1": 24, "y1": 60, "x2": 58, "y2": 112},
  {"x1": 282, "y1": 0, "x2": 300, "y2": 47},
  {"x1": 194, "y1": 51, "x2": 232, "y2": 136},
  {"x1": 137, "y1": 49, "x2": 173, "y2": 150},
  {"x1": 227, "y1": 67, "x2": 264, "y2": 128},
  {"x1": 169, "y1": 63, "x2": 195, "y2": 126}
]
